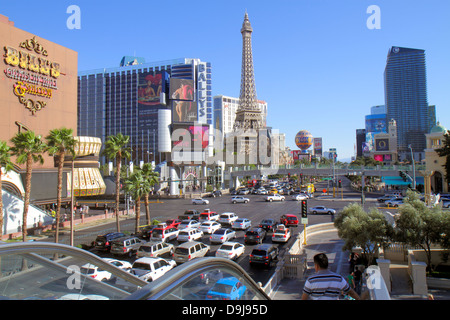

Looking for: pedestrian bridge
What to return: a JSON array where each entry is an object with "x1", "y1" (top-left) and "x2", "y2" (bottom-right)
[{"x1": 229, "y1": 164, "x2": 425, "y2": 179}]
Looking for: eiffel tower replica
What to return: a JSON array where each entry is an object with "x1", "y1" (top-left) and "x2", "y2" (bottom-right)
[{"x1": 230, "y1": 12, "x2": 269, "y2": 163}]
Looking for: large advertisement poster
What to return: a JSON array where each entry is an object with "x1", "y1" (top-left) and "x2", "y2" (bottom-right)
[
  {"x1": 313, "y1": 137, "x2": 322, "y2": 156},
  {"x1": 172, "y1": 101, "x2": 198, "y2": 123},
  {"x1": 138, "y1": 71, "x2": 165, "y2": 130},
  {"x1": 172, "y1": 124, "x2": 209, "y2": 151},
  {"x1": 169, "y1": 78, "x2": 195, "y2": 101},
  {"x1": 375, "y1": 138, "x2": 389, "y2": 151},
  {"x1": 170, "y1": 78, "x2": 197, "y2": 122}
]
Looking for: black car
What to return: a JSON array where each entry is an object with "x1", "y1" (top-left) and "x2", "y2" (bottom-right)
[
  {"x1": 244, "y1": 227, "x2": 266, "y2": 244},
  {"x1": 249, "y1": 244, "x2": 279, "y2": 268},
  {"x1": 206, "y1": 190, "x2": 222, "y2": 198},
  {"x1": 258, "y1": 219, "x2": 277, "y2": 232},
  {"x1": 94, "y1": 232, "x2": 126, "y2": 251},
  {"x1": 136, "y1": 225, "x2": 157, "y2": 240}
]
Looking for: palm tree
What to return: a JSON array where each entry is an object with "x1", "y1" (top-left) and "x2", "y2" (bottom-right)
[
  {"x1": 123, "y1": 170, "x2": 148, "y2": 234},
  {"x1": 45, "y1": 128, "x2": 76, "y2": 244},
  {"x1": 10, "y1": 131, "x2": 46, "y2": 242},
  {"x1": 0, "y1": 140, "x2": 14, "y2": 238},
  {"x1": 102, "y1": 133, "x2": 131, "y2": 232},
  {"x1": 141, "y1": 163, "x2": 160, "y2": 225}
]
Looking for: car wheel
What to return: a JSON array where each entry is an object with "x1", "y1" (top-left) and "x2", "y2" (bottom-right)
[
  {"x1": 269, "y1": 199, "x2": 273, "y2": 202},
  {"x1": 232, "y1": 201, "x2": 236, "y2": 204},
  {"x1": 327, "y1": 211, "x2": 332, "y2": 215},
  {"x1": 313, "y1": 211, "x2": 317, "y2": 214},
  {"x1": 244, "y1": 200, "x2": 248, "y2": 203}
]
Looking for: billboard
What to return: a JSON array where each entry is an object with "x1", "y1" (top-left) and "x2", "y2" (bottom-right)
[
  {"x1": 313, "y1": 137, "x2": 322, "y2": 156},
  {"x1": 292, "y1": 150, "x2": 311, "y2": 161},
  {"x1": 172, "y1": 100, "x2": 198, "y2": 123},
  {"x1": 375, "y1": 138, "x2": 389, "y2": 151},
  {"x1": 365, "y1": 114, "x2": 387, "y2": 133},
  {"x1": 138, "y1": 71, "x2": 164, "y2": 106},
  {"x1": 172, "y1": 124, "x2": 209, "y2": 151},
  {"x1": 169, "y1": 78, "x2": 195, "y2": 101}
]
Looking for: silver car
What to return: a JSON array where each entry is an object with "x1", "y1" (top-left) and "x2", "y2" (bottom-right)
[
  {"x1": 210, "y1": 228, "x2": 237, "y2": 244},
  {"x1": 192, "y1": 198, "x2": 209, "y2": 205},
  {"x1": 173, "y1": 241, "x2": 210, "y2": 264},
  {"x1": 232, "y1": 218, "x2": 251, "y2": 230},
  {"x1": 231, "y1": 196, "x2": 250, "y2": 204},
  {"x1": 309, "y1": 206, "x2": 336, "y2": 215},
  {"x1": 136, "y1": 241, "x2": 174, "y2": 258}
]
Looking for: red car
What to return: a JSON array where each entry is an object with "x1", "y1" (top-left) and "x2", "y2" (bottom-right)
[
  {"x1": 280, "y1": 214, "x2": 298, "y2": 227},
  {"x1": 166, "y1": 219, "x2": 182, "y2": 229}
]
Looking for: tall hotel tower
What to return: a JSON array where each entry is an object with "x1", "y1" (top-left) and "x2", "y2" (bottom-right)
[{"x1": 384, "y1": 46, "x2": 429, "y2": 160}]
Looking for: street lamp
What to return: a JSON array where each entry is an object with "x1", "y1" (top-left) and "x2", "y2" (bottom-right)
[{"x1": 408, "y1": 144, "x2": 416, "y2": 190}]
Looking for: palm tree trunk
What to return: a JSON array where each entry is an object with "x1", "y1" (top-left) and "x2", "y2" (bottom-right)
[
  {"x1": 135, "y1": 198, "x2": 141, "y2": 234},
  {"x1": 54, "y1": 151, "x2": 65, "y2": 244},
  {"x1": 145, "y1": 194, "x2": 150, "y2": 225},
  {"x1": 22, "y1": 154, "x2": 33, "y2": 242},
  {"x1": 0, "y1": 170, "x2": 3, "y2": 238},
  {"x1": 115, "y1": 156, "x2": 121, "y2": 232}
]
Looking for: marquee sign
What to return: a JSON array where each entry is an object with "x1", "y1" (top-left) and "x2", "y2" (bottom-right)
[{"x1": 3, "y1": 36, "x2": 61, "y2": 115}]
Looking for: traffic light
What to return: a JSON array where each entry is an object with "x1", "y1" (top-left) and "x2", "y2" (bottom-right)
[
  {"x1": 338, "y1": 180, "x2": 342, "y2": 188},
  {"x1": 399, "y1": 171, "x2": 407, "y2": 182},
  {"x1": 301, "y1": 199, "x2": 308, "y2": 218}
]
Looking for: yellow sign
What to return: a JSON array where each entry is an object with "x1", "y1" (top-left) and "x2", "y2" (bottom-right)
[{"x1": 3, "y1": 36, "x2": 61, "y2": 115}]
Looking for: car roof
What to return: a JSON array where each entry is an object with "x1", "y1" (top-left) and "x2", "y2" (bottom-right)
[
  {"x1": 215, "y1": 277, "x2": 240, "y2": 285},
  {"x1": 221, "y1": 241, "x2": 241, "y2": 246},
  {"x1": 177, "y1": 241, "x2": 203, "y2": 248},
  {"x1": 254, "y1": 243, "x2": 274, "y2": 250},
  {"x1": 133, "y1": 257, "x2": 162, "y2": 264}
]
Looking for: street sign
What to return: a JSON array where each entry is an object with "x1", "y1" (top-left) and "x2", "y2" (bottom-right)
[{"x1": 301, "y1": 217, "x2": 308, "y2": 224}]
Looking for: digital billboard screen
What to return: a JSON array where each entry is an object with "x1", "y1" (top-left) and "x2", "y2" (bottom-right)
[
  {"x1": 375, "y1": 138, "x2": 389, "y2": 151},
  {"x1": 169, "y1": 78, "x2": 195, "y2": 101},
  {"x1": 172, "y1": 100, "x2": 198, "y2": 123},
  {"x1": 172, "y1": 124, "x2": 209, "y2": 151},
  {"x1": 138, "y1": 71, "x2": 164, "y2": 106}
]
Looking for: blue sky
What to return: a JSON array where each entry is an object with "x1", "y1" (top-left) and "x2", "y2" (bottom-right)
[{"x1": 3, "y1": 1, "x2": 450, "y2": 161}]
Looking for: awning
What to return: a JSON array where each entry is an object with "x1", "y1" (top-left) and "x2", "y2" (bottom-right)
[{"x1": 67, "y1": 167, "x2": 106, "y2": 197}]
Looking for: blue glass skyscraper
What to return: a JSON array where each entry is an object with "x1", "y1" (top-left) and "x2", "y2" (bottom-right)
[{"x1": 384, "y1": 47, "x2": 429, "y2": 160}]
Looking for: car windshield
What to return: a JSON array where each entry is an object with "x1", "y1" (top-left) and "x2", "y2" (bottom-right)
[
  {"x1": 246, "y1": 231, "x2": 258, "y2": 235},
  {"x1": 287, "y1": 217, "x2": 296, "y2": 220},
  {"x1": 219, "y1": 245, "x2": 233, "y2": 251},
  {"x1": 152, "y1": 229, "x2": 163, "y2": 236},
  {"x1": 214, "y1": 229, "x2": 226, "y2": 235},
  {"x1": 235, "y1": 219, "x2": 244, "y2": 223},
  {"x1": 132, "y1": 262, "x2": 152, "y2": 270},
  {"x1": 252, "y1": 250, "x2": 267, "y2": 256},
  {"x1": 179, "y1": 231, "x2": 189, "y2": 236},
  {"x1": 211, "y1": 283, "x2": 233, "y2": 294},
  {"x1": 261, "y1": 220, "x2": 271, "y2": 224},
  {"x1": 138, "y1": 246, "x2": 152, "y2": 252},
  {"x1": 80, "y1": 267, "x2": 95, "y2": 275}
]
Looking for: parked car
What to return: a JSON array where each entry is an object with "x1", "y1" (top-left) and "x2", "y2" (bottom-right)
[
  {"x1": 130, "y1": 257, "x2": 176, "y2": 282},
  {"x1": 268, "y1": 188, "x2": 278, "y2": 195},
  {"x1": 249, "y1": 244, "x2": 279, "y2": 268},
  {"x1": 272, "y1": 225, "x2": 291, "y2": 243},
  {"x1": 192, "y1": 198, "x2": 209, "y2": 205},
  {"x1": 198, "y1": 210, "x2": 220, "y2": 222},
  {"x1": 206, "y1": 190, "x2": 223, "y2": 197},
  {"x1": 257, "y1": 188, "x2": 268, "y2": 195},
  {"x1": 102, "y1": 258, "x2": 132, "y2": 272},
  {"x1": 110, "y1": 236, "x2": 145, "y2": 258},
  {"x1": 258, "y1": 219, "x2": 277, "y2": 232},
  {"x1": 309, "y1": 206, "x2": 336, "y2": 215},
  {"x1": 238, "y1": 188, "x2": 250, "y2": 195},
  {"x1": 206, "y1": 277, "x2": 247, "y2": 300},
  {"x1": 231, "y1": 196, "x2": 250, "y2": 204},
  {"x1": 265, "y1": 194, "x2": 285, "y2": 202},
  {"x1": 80, "y1": 263, "x2": 112, "y2": 282},
  {"x1": 244, "y1": 227, "x2": 266, "y2": 244},
  {"x1": 377, "y1": 194, "x2": 400, "y2": 203},
  {"x1": 177, "y1": 228, "x2": 204, "y2": 243},
  {"x1": 210, "y1": 228, "x2": 237, "y2": 244},
  {"x1": 94, "y1": 232, "x2": 126, "y2": 252},
  {"x1": 232, "y1": 218, "x2": 251, "y2": 230},
  {"x1": 136, "y1": 241, "x2": 175, "y2": 258},
  {"x1": 199, "y1": 221, "x2": 222, "y2": 234},
  {"x1": 150, "y1": 226, "x2": 179, "y2": 243},
  {"x1": 385, "y1": 198, "x2": 404, "y2": 207},
  {"x1": 215, "y1": 242, "x2": 245, "y2": 261},
  {"x1": 219, "y1": 212, "x2": 239, "y2": 225},
  {"x1": 183, "y1": 210, "x2": 201, "y2": 219},
  {"x1": 280, "y1": 214, "x2": 299, "y2": 227},
  {"x1": 442, "y1": 200, "x2": 450, "y2": 209},
  {"x1": 173, "y1": 241, "x2": 210, "y2": 264},
  {"x1": 292, "y1": 193, "x2": 308, "y2": 201},
  {"x1": 165, "y1": 219, "x2": 182, "y2": 229},
  {"x1": 178, "y1": 219, "x2": 201, "y2": 230}
]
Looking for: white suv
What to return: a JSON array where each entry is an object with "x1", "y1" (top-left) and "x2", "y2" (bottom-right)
[
  {"x1": 177, "y1": 228, "x2": 203, "y2": 243},
  {"x1": 130, "y1": 257, "x2": 176, "y2": 282},
  {"x1": 219, "y1": 212, "x2": 239, "y2": 225}
]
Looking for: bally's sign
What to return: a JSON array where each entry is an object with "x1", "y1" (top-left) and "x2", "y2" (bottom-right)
[
  {"x1": 3, "y1": 36, "x2": 61, "y2": 115},
  {"x1": 197, "y1": 62, "x2": 207, "y2": 123}
]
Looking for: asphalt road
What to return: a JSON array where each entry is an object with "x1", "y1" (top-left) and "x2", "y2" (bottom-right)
[{"x1": 48, "y1": 178, "x2": 384, "y2": 286}]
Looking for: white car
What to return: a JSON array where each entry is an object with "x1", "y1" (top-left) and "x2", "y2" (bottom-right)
[
  {"x1": 177, "y1": 228, "x2": 204, "y2": 242},
  {"x1": 231, "y1": 196, "x2": 250, "y2": 204},
  {"x1": 265, "y1": 194, "x2": 285, "y2": 202},
  {"x1": 442, "y1": 200, "x2": 450, "y2": 209},
  {"x1": 102, "y1": 258, "x2": 132, "y2": 272},
  {"x1": 385, "y1": 198, "x2": 404, "y2": 207},
  {"x1": 178, "y1": 219, "x2": 201, "y2": 230},
  {"x1": 272, "y1": 225, "x2": 291, "y2": 243},
  {"x1": 192, "y1": 198, "x2": 209, "y2": 205},
  {"x1": 292, "y1": 193, "x2": 308, "y2": 201},
  {"x1": 199, "y1": 221, "x2": 222, "y2": 234},
  {"x1": 210, "y1": 228, "x2": 237, "y2": 244},
  {"x1": 232, "y1": 218, "x2": 251, "y2": 230},
  {"x1": 309, "y1": 206, "x2": 336, "y2": 215},
  {"x1": 257, "y1": 188, "x2": 268, "y2": 195},
  {"x1": 130, "y1": 257, "x2": 176, "y2": 282},
  {"x1": 80, "y1": 263, "x2": 112, "y2": 282},
  {"x1": 219, "y1": 212, "x2": 239, "y2": 225},
  {"x1": 215, "y1": 242, "x2": 245, "y2": 261}
]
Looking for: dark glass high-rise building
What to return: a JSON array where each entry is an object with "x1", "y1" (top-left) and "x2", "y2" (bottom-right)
[
  {"x1": 384, "y1": 47, "x2": 429, "y2": 160},
  {"x1": 77, "y1": 57, "x2": 212, "y2": 165}
]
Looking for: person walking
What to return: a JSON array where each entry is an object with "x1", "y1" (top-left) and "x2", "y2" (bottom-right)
[
  {"x1": 354, "y1": 266, "x2": 363, "y2": 295},
  {"x1": 302, "y1": 253, "x2": 360, "y2": 300}
]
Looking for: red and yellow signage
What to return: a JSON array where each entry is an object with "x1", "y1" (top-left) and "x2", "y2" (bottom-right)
[{"x1": 3, "y1": 36, "x2": 61, "y2": 114}]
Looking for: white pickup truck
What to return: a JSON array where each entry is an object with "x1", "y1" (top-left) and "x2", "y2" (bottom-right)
[{"x1": 265, "y1": 194, "x2": 285, "y2": 202}]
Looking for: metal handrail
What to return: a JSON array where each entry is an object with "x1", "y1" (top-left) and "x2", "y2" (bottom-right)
[
  {"x1": 0, "y1": 241, "x2": 148, "y2": 288},
  {"x1": 125, "y1": 257, "x2": 271, "y2": 300}
]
